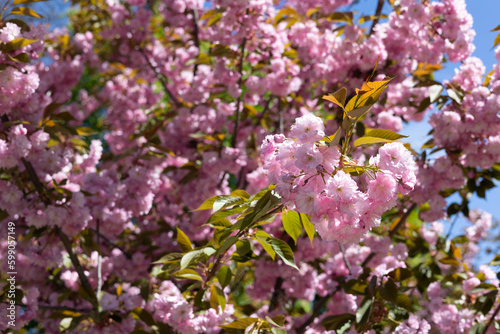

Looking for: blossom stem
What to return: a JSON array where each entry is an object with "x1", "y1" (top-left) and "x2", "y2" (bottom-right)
[{"x1": 483, "y1": 302, "x2": 500, "y2": 334}]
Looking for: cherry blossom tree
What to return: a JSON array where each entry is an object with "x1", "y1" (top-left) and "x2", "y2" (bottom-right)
[{"x1": 1, "y1": 0, "x2": 500, "y2": 333}]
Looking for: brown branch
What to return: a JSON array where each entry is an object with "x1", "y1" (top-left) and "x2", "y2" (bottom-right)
[
  {"x1": 268, "y1": 277, "x2": 284, "y2": 312},
  {"x1": 369, "y1": 0, "x2": 384, "y2": 36},
  {"x1": 192, "y1": 8, "x2": 201, "y2": 77},
  {"x1": 19, "y1": 153, "x2": 98, "y2": 310},
  {"x1": 88, "y1": 227, "x2": 133, "y2": 260},
  {"x1": 339, "y1": 242, "x2": 352, "y2": 275},
  {"x1": 362, "y1": 203, "x2": 417, "y2": 267},
  {"x1": 138, "y1": 47, "x2": 181, "y2": 107},
  {"x1": 57, "y1": 228, "x2": 98, "y2": 308},
  {"x1": 254, "y1": 96, "x2": 274, "y2": 129},
  {"x1": 230, "y1": 36, "x2": 247, "y2": 148},
  {"x1": 483, "y1": 302, "x2": 500, "y2": 334}
]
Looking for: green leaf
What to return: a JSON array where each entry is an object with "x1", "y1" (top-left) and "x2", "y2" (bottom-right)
[
  {"x1": 206, "y1": 205, "x2": 247, "y2": 224},
  {"x1": 396, "y1": 294, "x2": 412, "y2": 311},
  {"x1": 217, "y1": 265, "x2": 232, "y2": 288},
  {"x1": 343, "y1": 279, "x2": 367, "y2": 295},
  {"x1": 470, "y1": 283, "x2": 497, "y2": 294},
  {"x1": 270, "y1": 315, "x2": 286, "y2": 327},
  {"x1": 208, "y1": 12, "x2": 223, "y2": 26},
  {"x1": 474, "y1": 290, "x2": 497, "y2": 315},
  {"x1": 429, "y1": 85, "x2": 443, "y2": 103},
  {"x1": 347, "y1": 105, "x2": 372, "y2": 120},
  {"x1": 354, "y1": 128, "x2": 408, "y2": 147},
  {"x1": 6, "y1": 19, "x2": 30, "y2": 32},
  {"x1": 173, "y1": 269, "x2": 203, "y2": 281},
  {"x1": 235, "y1": 239, "x2": 252, "y2": 257},
  {"x1": 282, "y1": 210, "x2": 302, "y2": 245},
  {"x1": 210, "y1": 285, "x2": 226, "y2": 312},
  {"x1": 321, "y1": 313, "x2": 355, "y2": 331},
  {"x1": 231, "y1": 189, "x2": 250, "y2": 199},
  {"x1": 268, "y1": 237, "x2": 299, "y2": 270},
  {"x1": 9, "y1": 7, "x2": 43, "y2": 18},
  {"x1": 213, "y1": 227, "x2": 233, "y2": 247},
  {"x1": 489, "y1": 254, "x2": 500, "y2": 266},
  {"x1": 6, "y1": 52, "x2": 29, "y2": 63},
  {"x1": 176, "y1": 227, "x2": 193, "y2": 253},
  {"x1": 13, "y1": 0, "x2": 48, "y2": 4},
  {"x1": 469, "y1": 322, "x2": 486, "y2": 334},
  {"x1": 345, "y1": 77, "x2": 393, "y2": 112},
  {"x1": 323, "y1": 87, "x2": 347, "y2": 109},
  {"x1": 1, "y1": 37, "x2": 38, "y2": 53},
  {"x1": 213, "y1": 196, "x2": 244, "y2": 212},
  {"x1": 494, "y1": 33, "x2": 500, "y2": 48},
  {"x1": 180, "y1": 250, "x2": 203, "y2": 270},
  {"x1": 439, "y1": 257, "x2": 460, "y2": 266},
  {"x1": 379, "y1": 279, "x2": 398, "y2": 303},
  {"x1": 203, "y1": 247, "x2": 216, "y2": 257},
  {"x1": 388, "y1": 268, "x2": 412, "y2": 282},
  {"x1": 132, "y1": 308, "x2": 155, "y2": 326},
  {"x1": 356, "y1": 298, "x2": 373, "y2": 325},
  {"x1": 322, "y1": 127, "x2": 342, "y2": 146},
  {"x1": 220, "y1": 318, "x2": 260, "y2": 331},
  {"x1": 253, "y1": 231, "x2": 276, "y2": 260},
  {"x1": 153, "y1": 252, "x2": 183, "y2": 264},
  {"x1": 300, "y1": 213, "x2": 315, "y2": 245},
  {"x1": 215, "y1": 235, "x2": 239, "y2": 259},
  {"x1": 195, "y1": 195, "x2": 220, "y2": 211},
  {"x1": 239, "y1": 190, "x2": 280, "y2": 231}
]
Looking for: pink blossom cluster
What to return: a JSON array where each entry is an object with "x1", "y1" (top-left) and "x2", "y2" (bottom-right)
[
  {"x1": 147, "y1": 281, "x2": 234, "y2": 334},
  {"x1": 1, "y1": 0, "x2": 499, "y2": 332},
  {"x1": 261, "y1": 113, "x2": 417, "y2": 243}
]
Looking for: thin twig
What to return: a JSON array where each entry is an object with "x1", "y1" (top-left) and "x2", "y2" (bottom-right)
[
  {"x1": 369, "y1": 0, "x2": 384, "y2": 36},
  {"x1": 192, "y1": 8, "x2": 201, "y2": 77},
  {"x1": 138, "y1": 47, "x2": 181, "y2": 107},
  {"x1": 57, "y1": 228, "x2": 98, "y2": 308},
  {"x1": 362, "y1": 203, "x2": 417, "y2": 267},
  {"x1": 88, "y1": 227, "x2": 133, "y2": 259},
  {"x1": 18, "y1": 151, "x2": 98, "y2": 309},
  {"x1": 254, "y1": 96, "x2": 274, "y2": 129},
  {"x1": 338, "y1": 242, "x2": 352, "y2": 275},
  {"x1": 230, "y1": 36, "x2": 247, "y2": 148},
  {"x1": 278, "y1": 105, "x2": 284, "y2": 134},
  {"x1": 482, "y1": 302, "x2": 500, "y2": 334},
  {"x1": 96, "y1": 219, "x2": 102, "y2": 310},
  {"x1": 268, "y1": 277, "x2": 284, "y2": 312}
]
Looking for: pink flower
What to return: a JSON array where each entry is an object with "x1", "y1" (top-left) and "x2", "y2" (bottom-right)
[
  {"x1": 295, "y1": 144, "x2": 323, "y2": 172},
  {"x1": 289, "y1": 113, "x2": 325, "y2": 143},
  {"x1": 295, "y1": 189, "x2": 317, "y2": 215}
]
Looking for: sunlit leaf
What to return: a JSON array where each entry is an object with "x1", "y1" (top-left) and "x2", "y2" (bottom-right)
[
  {"x1": 300, "y1": 213, "x2": 315, "y2": 245},
  {"x1": 321, "y1": 313, "x2": 355, "y2": 331},
  {"x1": 180, "y1": 250, "x2": 204, "y2": 270},
  {"x1": 282, "y1": 210, "x2": 302, "y2": 245},
  {"x1": 218, "y1": 265, "x2": 232, "y2": 288},
  {"x1": 354, "y1": 128, "x2": 408, "y2": 147},
  {"x1": 9, "y1": 7, "x2": 43, "y2": 18},
  {"x1": 1, "y1": 37, "x2": 38, "y2": 53},
  {"x1": 174, "y1": 269, "x2": 203, "y2": 281},
  {"x1": 176, "y1": 227, "x2": 193, "y2": 253},
  {"x1": 323, "y1": 87, "x2": 347, "y2": 109},
  {"x1": 268, "y1": 237, "x2": 299, "y2": 270}
]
